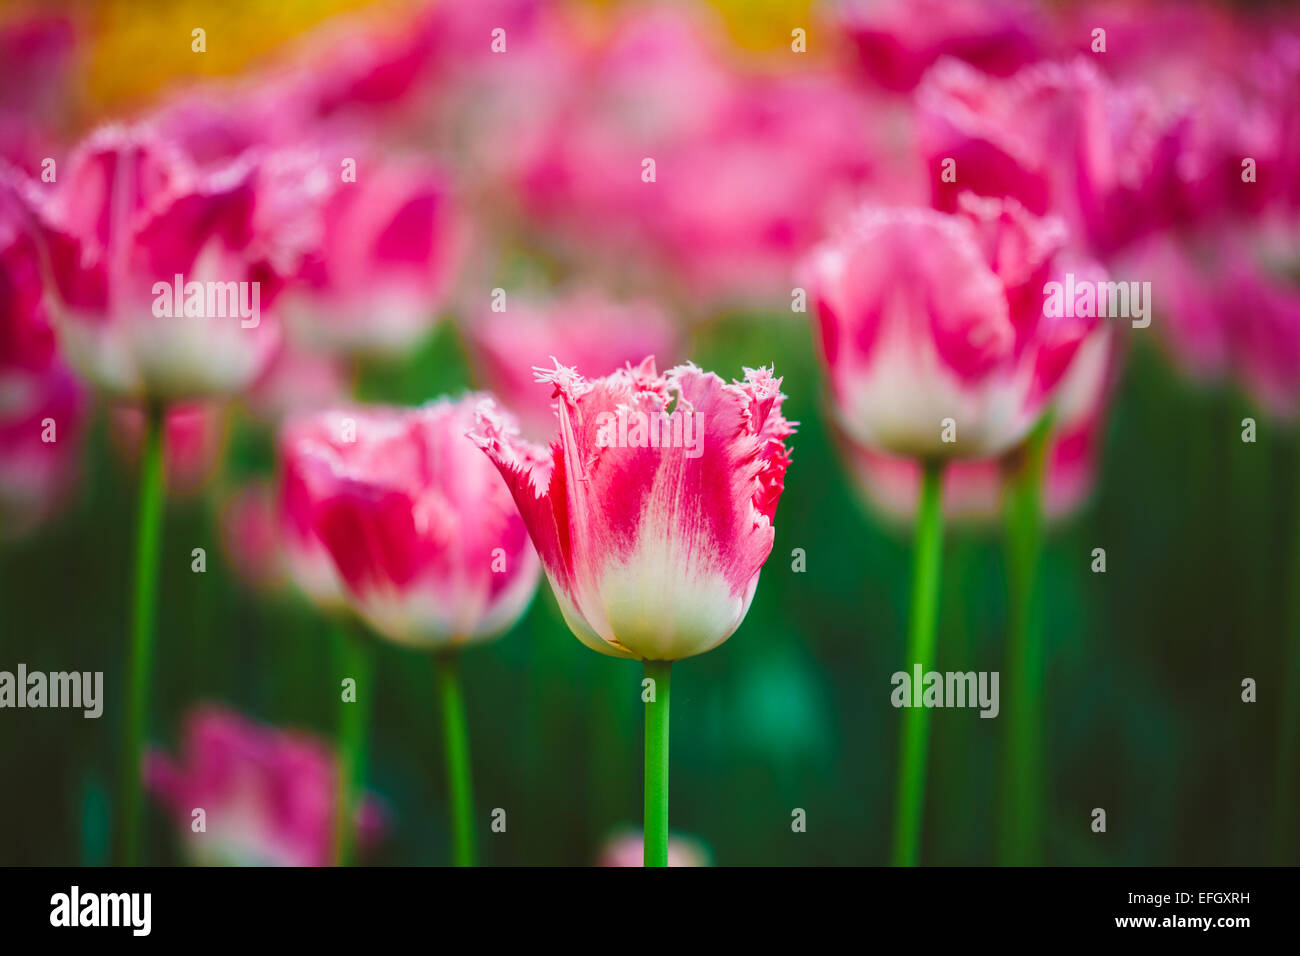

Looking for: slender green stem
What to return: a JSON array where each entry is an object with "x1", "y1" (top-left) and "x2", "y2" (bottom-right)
[
  {"x1": 436, "y1": 652, "x2": 477, "y2": 866},
  {"x1": 332, "y1": 619, "x2": 372, "y2": 866},
  {"x1": 891, "y1": 459, "x2": 945, "y2": 867},
  {"x1": 998, "y1": 416, "x2": 1053, "y2": 866},
  {"x1": 643, "y1": 659, "x2": 671, "y2": 867},
  {"x1": 114, "y1": 402, "x2": 165, "y2": 867}
]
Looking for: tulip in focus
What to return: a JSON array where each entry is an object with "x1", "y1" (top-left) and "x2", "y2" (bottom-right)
[
  {"x1": 146, "y1": 706, "x2": 384, "y2": 867},
  {"x1": 472, "y1": 357, "x2": 794, "y2": 865}
]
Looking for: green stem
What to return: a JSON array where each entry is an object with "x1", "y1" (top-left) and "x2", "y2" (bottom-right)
[
  {"x1": 891, "y1": 459, "x2": 945, "y2": 867},
  {"x1": 114, "y1": 402, "x2": 165, "y2": 867},
  {"x1": 998, "y1": 416, "x2": 1053, "y2": 866},
  {"x1": 436, "y1": 652, "x2": 477, "y2": 866},
  {"x1": 332, "y1": 619, "x2": 372, "y2": 866},
  {"x1": 643, "y1": 659, "x2": 671, "y2": 867}
]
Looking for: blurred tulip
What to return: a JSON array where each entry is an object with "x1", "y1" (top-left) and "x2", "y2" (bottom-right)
[
  {"x1": 280, "y1": 154, "x2": 463, "y2": 358},
  {"x1": 848, "y1": 322, "x2": 1118, "y2": 525},
  {"x1": 220, "y1": 481, "x2": 286, "y2": 591},
  {"x1": 473, "y1": 358, "x2": 794, "y2": 662},
  {"x1": 0, "y1": 178, "x2": 87, "y2": 538},
  {"x1": 110, "y1": 402, "x2": 228, "y2": 499},
  {"x1": 146, "y1": 706, "x2": 384, "y2": 867},
  {"x1": 464, "y1": 288, "x2": 682, "y2": 442},
  {"x1": 598, "y1": 828, "x2": 711, "y2": 867},
  {"x1": 245, "y1": 343, "x2": 352, "y2": 425},
  {"x1": 917, "y1": 57, "x2": 1184, "y2": 259},
  {"x1": 807, "y1": 196, "x2": 1097, "y2": 461},
  {"x1": 23, "y1": 124, "x2": 284, "y2": 401},
  {"x1": 282, "y1": 400, "x2": 540, "y2": 647},
  {"x1": 832, "y1": 0, "x2": 1045, "y2": 92}
]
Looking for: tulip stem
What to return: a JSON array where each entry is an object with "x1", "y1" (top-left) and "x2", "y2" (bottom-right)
[
  {"x1": 891, "y1": 459, "x2": 944, "y2": 866},
  {"x1": 998, "y1": 416, "x2": 1053, "y2": 866},
  {"x1": 644, "y1": 659, "x2": 671, "y2": 867},
  {"x1": 114, "y1": 401, "x2": 165, "y2": 867},
  {"x1": 332, "y1": 619, "x2": 372, "y2": 866},
  {"x1": 436, "y1": 652, "x2": 477, "y2": 866}
]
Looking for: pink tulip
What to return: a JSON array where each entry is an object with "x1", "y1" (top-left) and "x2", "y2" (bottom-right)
[
  {"x1": 280, "y1": 153, "x2": 463, "y2": 356},
  {"x1": 245, "y1": 343, "x2": 353, "y2": 425},
  {"x1": 109, "y1": 402, "x2": 229, "y2": 499},
  {"x1": 463, "y1": 288, "x2": 682, "y2": 442},
  {"x1": 848, "y1": 322, "x2": 1119, "y2": 524},
  {"x1": 917, "y1": 57, "x2": 1185, "y2": 259},
  {"x1": 471, "y1": 358, "x2": 794, "y2": 662},
  {"x1": 18, "y1": 124, "x2": 285, "y2": 400},
  {"x1": 832, "y1": 0, "x2": 1046, "y2": 92},
  {"x1": 1128, "y1": 229, "x2": 1300, "y2": 418},
  {"x1": 279, "y1": 399, "x2": 540, "y2": 646},
  {"x1": 806, "y1": 195, "x2": 1099, "y2": 460},
  {"x1": 598, "y1": 829, "x2": 712, "y2": 867},
  {"x1": 517, "y1": 6, "x2": 876, "y2": 308},
  {"x1": 146, "y1": 706, "x2": 384, "y2": 867},
  {"x1": 220, "y1": 482, "x2": 286, "y2": 591},
  {"x1": 0, "y1": 178, "x2": 86, "y2": 537}
]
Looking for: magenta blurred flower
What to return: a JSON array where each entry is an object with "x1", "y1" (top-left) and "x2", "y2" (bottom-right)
[
  {"x1": 244, "y1": 342, "x2": 352, "y2": 425},
  {"x1": 1128, "y1": 228, "x2": 1300, "y2": 417},
  {"x1": 464, "y1": 288, "x2": 682, "y2": 441},
  {"x1": 20, "y1": 124, "x2": 284, "y2": 400},
  {"x1": 917, "y1": 57, "x2": 1185, "y2": 259},
  {"x1": 279, "y1": 399, "x2": 540, "y2": 646},
  {"x1": 220, "y1": 481, "x2": 286, "y2": 591},
  {"x1": 0, "y1": 179, "x2": 86, "y2": 537},
  {"x1": 110, "y1": 402, "x2": 228, "y2": 499},
  {"x1": 832, "y1": 0, "x2": 1045, "y2": 92},
  {"x1": 598, "y1": 828, "x2": 712, "y2": 867},
  {"x1": 806, "y1": 195, "x2": 1100, "y2": 460},
  {"x1": 281, "y1": 153, "x2": 463, "y2": 356},
  {"x1": 146, "y1": 706, "x2": 384, "y2": 867},
  {"x1": 517, "y1": 5, "x2": 874, "y2": 308},
  {"x1": 472, "y1": 358, "x2": 794, "y2": 662},
  {"x1": 849, "y1": 322, "x2": 1119, "y2": 524}
]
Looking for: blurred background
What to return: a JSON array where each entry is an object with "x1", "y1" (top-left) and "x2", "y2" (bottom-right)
[{"x1": 0, "y1": 0, "x2": 1297, "y2": 865}]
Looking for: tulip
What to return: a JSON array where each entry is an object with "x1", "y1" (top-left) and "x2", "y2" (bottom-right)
[
  {"x1": 281, "y1": 397, "x2": 541, "y2": 865},
  {"x1": 0, "y1": 178, "x2": 87, "y2": 540},
  {"x1": 471, "y1": 357, "x2": 794, "y2": 864},
  {"x1": 806, "y1": 196, "x2": 1098, "y2": 865},
  {"x1": 110, "y1": 403, "x2": 229, "y2": 500},
  {"x1": 832, "y1": 0, "x2": 1045, "y2": 93},
  {"x1": 13, "y1": 120, "x2": 303, "y2": 864},
  {"x1": 279, "y1": 153, "x2": 463, "y2": 358},
  {"x1": 146, "y1": 706, "x2": 384, "y2": 866}
]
